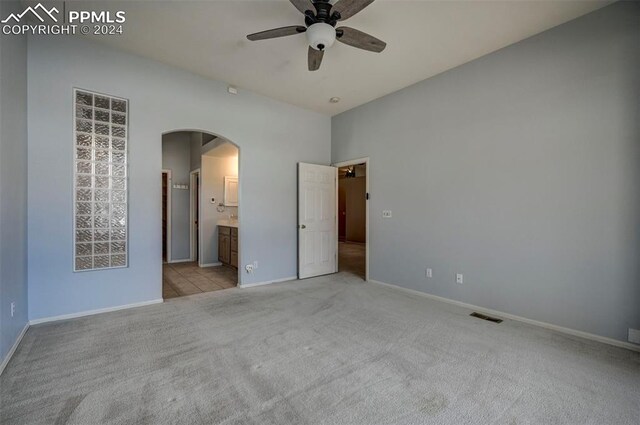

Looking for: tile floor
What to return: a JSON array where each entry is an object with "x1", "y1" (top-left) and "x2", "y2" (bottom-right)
[
  {"x1": 338, "y1": 241, "x2": 365, "y2": 279},
  {"x1": 163, "y1": 262, "x2": 237, "y2": 299}
]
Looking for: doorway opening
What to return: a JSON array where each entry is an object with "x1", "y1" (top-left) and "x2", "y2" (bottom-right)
[
  {"x1": 190, "y1": 169, "x2": 200, "y2": 263},
  {"x1": 161, "y1": 131, "x2": 240, "y2": 299},
  {"x1": 335, "y1": 158, "x2": 369, "y2": 280},
  {"x1": 161, "y1": 170, "x2": 172, "y2": 263}
]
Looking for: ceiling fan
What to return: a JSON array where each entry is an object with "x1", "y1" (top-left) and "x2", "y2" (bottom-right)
[{"x1": 246, "y1": 0, "x2": 386, "y2": 71}]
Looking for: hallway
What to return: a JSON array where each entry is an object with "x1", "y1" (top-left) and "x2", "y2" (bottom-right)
[{"x1": 338, "y1": 242, "x2": 365, "y2": 280}]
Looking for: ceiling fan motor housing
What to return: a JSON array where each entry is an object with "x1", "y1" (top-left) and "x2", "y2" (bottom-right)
[
  {"x1": 306, "y1": 23, "x2": 336, "y2": 51},
  {"x1": 246, "y1": 0, "x2": 386, "y2": 71}
]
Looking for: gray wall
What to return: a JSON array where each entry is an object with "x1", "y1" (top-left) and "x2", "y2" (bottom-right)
[
  {"x1": 0, "y1": 1, "x2": 29, "y2": 363},
  {"x1": 332, "y1": 2, "x2": 640, "y2": 343},
  {"x1": 162, "y1": 132, "x2": 192, "y2": 261},
  {"x1": 190, "y1": 133, "x2": 202, "y2": 172},
  {"x1": 28, "y1": 35, "x2": 330, "y2": 321}
]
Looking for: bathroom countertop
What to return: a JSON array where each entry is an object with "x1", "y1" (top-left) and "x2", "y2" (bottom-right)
[{"x1": 217, "y1": 219, "x2": 238, "y2": 228}]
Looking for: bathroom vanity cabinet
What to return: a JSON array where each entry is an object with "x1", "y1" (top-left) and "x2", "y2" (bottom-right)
[{"x1": 218, "y1": 225, "x2": 238, "y2": 268}]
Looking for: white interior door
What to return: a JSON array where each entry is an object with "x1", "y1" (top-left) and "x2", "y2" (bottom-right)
[{"x1": 298, "y1": 163, "x2": 337, "y2": 279}]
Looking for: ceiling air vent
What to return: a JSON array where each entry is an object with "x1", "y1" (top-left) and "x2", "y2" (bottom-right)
[{"x1": 470, "y1": 312, "x2": 503, "y2": 324}]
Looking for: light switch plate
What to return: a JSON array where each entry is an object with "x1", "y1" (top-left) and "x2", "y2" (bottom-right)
[
  {"x1": 629, "y1": 328, "x2": 640, "y2": 344},
  {"x1": 456, "y1": 273, "x2": 464, "y2": 284},
  {"x1": 382, "y1": 210, "x2": 392, "y2": 218},
  {"x1": 426, "y1": 268, "x2": 432, "y2": 278}
]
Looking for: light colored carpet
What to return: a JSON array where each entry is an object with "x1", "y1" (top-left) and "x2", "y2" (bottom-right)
[{"x1": 1, "y1": 272, "x2": 639, "y2": 424}]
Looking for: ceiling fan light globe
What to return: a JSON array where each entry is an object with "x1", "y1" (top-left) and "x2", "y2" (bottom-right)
[{"x1": 306, "y1": 23, "x2": 336, "y2": 51}]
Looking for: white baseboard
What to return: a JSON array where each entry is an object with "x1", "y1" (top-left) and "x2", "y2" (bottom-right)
[
  {"x1": 0, "y1": 323, "x2": 29, "y2": 376},
  {"x1": 370, "y1": 279, "x2": 640, "y2": 353},
  {"x1": 29, "y1": 299, "x2": 164, "y2": 325},
  {"x1": 200, "y1": 262, "x2": 222, "y2": 268},
  {"x1": 168, "y1": 259, "x2": 192, "y2": 264},
  {"x1": 239, "y1": 276, "x2": 297, "y2": 288}
]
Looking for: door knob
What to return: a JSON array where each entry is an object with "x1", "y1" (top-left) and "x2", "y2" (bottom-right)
[{"x1": 300, "y1": 224, "x2": 306, "y2": 229}]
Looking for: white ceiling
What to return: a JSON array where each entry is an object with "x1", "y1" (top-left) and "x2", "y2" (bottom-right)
[{"x1": 54, "y1": 1, "x2": 609, "y2": 115}]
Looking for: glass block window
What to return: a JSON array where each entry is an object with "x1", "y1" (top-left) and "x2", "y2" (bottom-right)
[{"x1": 73, "y1": 89, "x2": 129, "y2": 271}]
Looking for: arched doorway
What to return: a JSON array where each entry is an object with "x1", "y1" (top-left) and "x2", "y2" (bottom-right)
[{"x1": 160, "y1": 130, "x2": 241, "y2": 299}]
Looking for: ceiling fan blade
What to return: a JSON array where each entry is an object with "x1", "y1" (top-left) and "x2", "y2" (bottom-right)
[
  {"x1": 308, "y1": 46, "x2": 324, "y2": 71},
  {"x1": 332, "y1": 0, "x2": 375, "y2": 21},
  {"x1": 247, "y1": 26, "x2": 306, "y2": 41},
  {"x1": 290, "y1": 0, "x2": 315, "y2": 15},
  {"x1": 336, "y1": 27, "x2": 386, "y2": 53}
]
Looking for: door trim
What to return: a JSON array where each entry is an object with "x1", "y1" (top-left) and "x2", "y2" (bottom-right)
[
  {"x1": 162, "y1": 169, "x2": 172, "y2": 263},
  {"x1": 190, "y1": 169, "x2": 201, "y2": 265},
  {"x1": 332, "y1": 157, "x2": 370, "y2": 281}
]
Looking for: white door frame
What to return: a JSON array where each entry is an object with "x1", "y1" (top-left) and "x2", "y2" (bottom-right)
[
  {"x1": 190, "y1": 169, "x2": 201, "y2": 265},
  {"x1": 332, "y1": 157, "x2": 370, "y2": 281},
  {"x1": 162, "y1": 169, "x2": 172, "y2": 263}
]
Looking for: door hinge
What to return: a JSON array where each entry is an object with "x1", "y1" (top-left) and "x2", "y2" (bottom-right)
[{"x1": 366, "y1": 192, "x2": 370, "y2": 200}]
